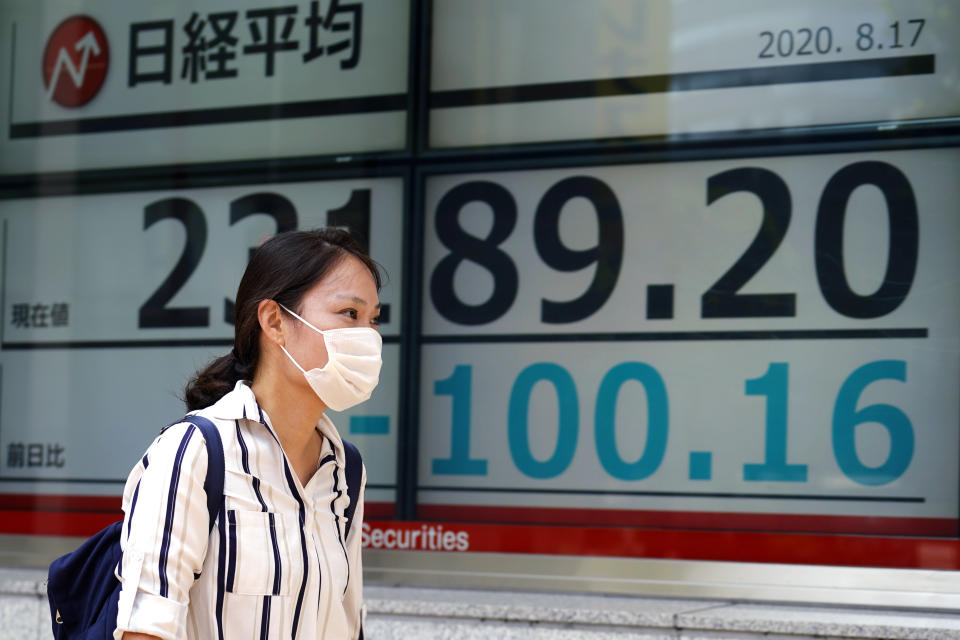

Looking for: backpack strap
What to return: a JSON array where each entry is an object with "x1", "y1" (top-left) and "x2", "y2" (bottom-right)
[
  {"x1": 342, "y1": 439, "x2": 363, "y2": 540},
  {"x1": 180, "y1": 415, "x2": 225, "y2": 533}
]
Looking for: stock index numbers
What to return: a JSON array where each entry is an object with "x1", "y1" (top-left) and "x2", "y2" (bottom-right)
[
  {"x1": 0, "y1": 178, "x2": 403, "y2": 506},
  {"x1": 417, "y1": 148, "x2": 960, "y2": 535}
]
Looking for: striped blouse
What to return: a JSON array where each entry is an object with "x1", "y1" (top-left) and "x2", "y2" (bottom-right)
[{"x1": 113, "y1": 381, "x2": 365, "y2": 640}]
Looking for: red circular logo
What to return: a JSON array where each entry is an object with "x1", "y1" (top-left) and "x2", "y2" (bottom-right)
[{"x1": 42, "y1": 15, "x2": 110, "y2": 108}]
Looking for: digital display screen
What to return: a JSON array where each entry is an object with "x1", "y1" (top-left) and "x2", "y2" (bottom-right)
[
  {"x1": 0, "y1": 177, "x2": 405, "y2": 512},
  {"x1": 417, "y1": 147, "x2": 960, "y2": 539},
  {"x1": 430, "y1": 0, "x2": 960, "y2": 147}
]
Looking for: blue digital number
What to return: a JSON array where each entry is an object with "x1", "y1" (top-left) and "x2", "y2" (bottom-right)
[
  {"x1": 508, "y1": 363, "x2": 579, "y2": 479},
  {"x1": 433, "y1": 359, "x2": 914, "y2": 487},
  {"x1": 832, "y1": 360, "x2": 913, "y2": 486},
  {"x1": 594, "y1": 362, "x2": 669, "y2": 481},
  {"x1": 743, "y1": 362, "x2": 808, "y2": 482},
  {"x1": 432, "y1": 365, "x2": 488, "y2": 475}
]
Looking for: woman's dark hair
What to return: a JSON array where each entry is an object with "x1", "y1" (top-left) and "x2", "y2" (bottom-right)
[{"x1": 184, "y1": 228, "x2": 382, "y2": 411}]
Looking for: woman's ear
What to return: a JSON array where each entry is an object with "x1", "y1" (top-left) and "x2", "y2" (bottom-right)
[{"x1": 257, "y1": 299, "x2": 286, "y2": 346}]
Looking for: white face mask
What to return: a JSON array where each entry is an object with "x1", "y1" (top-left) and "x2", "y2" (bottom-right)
[{"x1": 278, "y1": 304, "x2": 382, "y2": 411}]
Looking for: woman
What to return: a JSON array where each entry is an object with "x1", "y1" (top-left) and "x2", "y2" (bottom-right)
[{"x1": 115, "y1": 229, "x2": 381, "y2": 640}]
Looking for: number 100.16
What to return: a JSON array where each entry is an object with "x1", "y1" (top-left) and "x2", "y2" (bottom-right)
[{"x1": 431, "y1": 359, "x2": 912, "y2": 487}]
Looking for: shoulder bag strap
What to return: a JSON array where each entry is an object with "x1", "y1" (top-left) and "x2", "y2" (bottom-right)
[
  {"x1": 180, "y1": 415, "x2": 225, "y2": 533},
  {"x1": 342, "y1": 439, "x2": 363, "y2": 540}
]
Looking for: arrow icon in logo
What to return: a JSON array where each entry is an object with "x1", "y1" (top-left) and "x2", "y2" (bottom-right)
[
  {"x1": 46, "y1": 31, "x2": 103, "y2": 101},
  {"x1": 43, "y1": 16, "x2": 110, "y2": 108}
]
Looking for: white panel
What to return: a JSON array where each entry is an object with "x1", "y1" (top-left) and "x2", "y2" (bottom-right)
[
  {"x1": 0, "y1": 176, "x2": 403, "y2": 497},
  {"x1": 2, "y1": 177, "x2": 403, "y2": 341},
  {"x1": 0, "y1": 0, "x2": 410, "y2": 172},
  {"x1": 430, "y1": 0, "x2": 960, "y2": 147},
  {"x1": 418, "y1": 147, "x2": 960, "y2": 527}
]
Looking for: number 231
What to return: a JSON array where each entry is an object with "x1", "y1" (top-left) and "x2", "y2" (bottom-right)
[{"x1": 139, "y1": 190, "x2": 372, "y2": 328}]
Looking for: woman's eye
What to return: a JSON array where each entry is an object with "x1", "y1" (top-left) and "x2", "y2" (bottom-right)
[
  {"x1": 340, "y1": 308, "x2": 358, "y2": 319},
  {"x1": 371, "y1": 316, "x2": 381, "y2": 326}
]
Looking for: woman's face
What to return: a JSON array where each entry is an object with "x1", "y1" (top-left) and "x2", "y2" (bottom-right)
[{"x1": 284, "y1": 254, "x2": 381, "y2": 372}]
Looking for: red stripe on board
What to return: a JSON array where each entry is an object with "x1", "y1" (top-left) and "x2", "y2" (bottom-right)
[
  {"x1": 0, "y1": 510, "x2": 119, "y2": 536},
  {"x1": 0, "y1": 494, "x2": 396, "y2": 537},
  {"x1": 418, "y1": 504, "x2": 958, "y2": 537},
  {"x1": 364, "y1": 520, "x2": 960, "y2": 570},
  {"x1": 0, "y1": 493, "x2": 121, "y2": 512},
  {"x1": 364, "y1": 501, "x2": 395, "y2": 519}
]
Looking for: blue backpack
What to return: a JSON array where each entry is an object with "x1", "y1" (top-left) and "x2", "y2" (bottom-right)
[
  {"x1": 46, "y1": 415, "x2": 364, "y2": 639},
  {"x1": 47, "y1": 415, "x2": 224, "y2": 640}
]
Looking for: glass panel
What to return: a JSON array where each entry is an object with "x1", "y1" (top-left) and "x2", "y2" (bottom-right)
[
  {"x1": 0, "y1": 0, "x2": 409, "y2": 174},
  {"x1": 429, "y1": 0, "x2": 960, "y2": 148},
  {"x1": 0, "y1": 176, "x2": 405, "y2": 532},
  {"x1": 412, "y1": 147, "x2": 960, "y2": 567}
]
